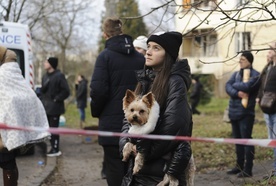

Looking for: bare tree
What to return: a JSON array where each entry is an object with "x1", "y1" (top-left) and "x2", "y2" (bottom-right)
[{"x1": 127, "y1": 0, "x2": 276, "y2": 54}]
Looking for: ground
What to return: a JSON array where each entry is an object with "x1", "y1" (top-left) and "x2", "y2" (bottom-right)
[{"x1": 41, "y1": 135, "x2": 275, "y2": 186}]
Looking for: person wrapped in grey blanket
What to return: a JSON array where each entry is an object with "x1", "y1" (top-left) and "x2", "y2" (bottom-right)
[{"x1": 0, "y1": 45, "x2": 50, "y2": 185}]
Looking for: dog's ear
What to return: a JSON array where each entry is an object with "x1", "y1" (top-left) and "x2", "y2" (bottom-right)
[
  {"x1": 123, "y1": 89, "x2": 136, "y2": 110},
  {"x1": 142, "y1": 92, "x2": 155, "y2": 108}
]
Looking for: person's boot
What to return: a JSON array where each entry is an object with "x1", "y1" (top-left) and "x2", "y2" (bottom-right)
[
  {"x1": 227, "y1": 162, "x2": 243, "y2": 175},
  {"x1": 237, "y1": 161, "x2": 253, "y2": 178},
  {"x1": 101, "y1": 161, "x2": 106, "y2": 179},
  {"x1": 3, "y1": 167, "x2": 18, "y2": 186}
]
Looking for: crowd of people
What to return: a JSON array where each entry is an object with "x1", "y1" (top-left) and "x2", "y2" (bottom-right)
[
  {"x1": 0, "y1": 15, "x2": 275, "y2": 186},
  {"x1": 89, "y1": 16, "x2": 276, "y2": 185},
  {"x1": 225, "y1": 48, "x2": 276, "y2": 179}
]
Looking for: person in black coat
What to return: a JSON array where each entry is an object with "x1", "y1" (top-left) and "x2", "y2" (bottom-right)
[
  {"x1": 119, "y1": 31, "x2": 193, "y2": 186},
  {"x1": 41, "y1": 57, "x2": 70, "y2": 157},
  {"x1": 225, "y1": 51, "x2": 260, "y2": 178},
  {"x1": 90, "y1": 17, "x2": 145, "y2": 186},
  {"x1": 190, "y1": 76, "x2": 202, "y2": 115},
  {"x1": 75, "y1": 75, "x2": 88, "y2": 129}
]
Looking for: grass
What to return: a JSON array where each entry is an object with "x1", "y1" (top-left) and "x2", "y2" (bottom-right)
[
  {"x1": 194, "y1": 98, "x2": 272, "y2": 172},
  {"x1": 63, "y1": 98, "x2": 273, "y2": 185},
  {"x1": 63, "y1": 101, "x2": 98, "y2": 129}
]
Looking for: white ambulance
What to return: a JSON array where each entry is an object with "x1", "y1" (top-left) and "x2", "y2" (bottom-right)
[{"x1": 0, "y1": 21, "x2": 34, "y2": 89}]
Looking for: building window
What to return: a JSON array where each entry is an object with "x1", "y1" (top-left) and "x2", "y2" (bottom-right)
[
  {"x1": 182, "y1": 0, "x2": 217, "y2": 9},
  {"x1": 235, "y1": 32, "x2": 251, "y2": 52},
  {"x1": 193, "y1": 30, "x2": 218, "y2": 57},
  {"x1": 237, "y1": 0, "x2": 250, "y2": 7},
  {"x1": 183, "y1": 0, "x2": 191, "y2": 9}
]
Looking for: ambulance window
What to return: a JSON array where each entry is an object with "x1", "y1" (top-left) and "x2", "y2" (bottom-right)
[{"x1": 8, "y1": 49, "x2": 25, "y2": 77}]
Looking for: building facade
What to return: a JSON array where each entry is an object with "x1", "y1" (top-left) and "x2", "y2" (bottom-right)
[{"x1": 175, "y1": 0, "x2": 276, "y2": 97}]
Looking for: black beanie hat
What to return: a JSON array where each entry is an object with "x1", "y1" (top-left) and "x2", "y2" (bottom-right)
[
  {"x1": 47, "y1": 57, "x2": 58, "y2": 69},
  {"x1": 241, "y1": 51, "x2": 254, "y2": 64},
  {"x1": 147, "y1": 31, "x2": 182, "y2": 61}
]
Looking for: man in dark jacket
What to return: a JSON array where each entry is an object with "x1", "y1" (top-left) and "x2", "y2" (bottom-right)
[
  {"x1": 225, "y1": 51, "x2": 260, "y2": 178},
  {"x1": 41, "y1": 57, "x2": 70, "y2": 157},
  {"x1": 190, "y1": 76, "x2": 202, "y2": 115},
  {"x1": 90, "y1": 17, "x2": 145, "y2": 186}
]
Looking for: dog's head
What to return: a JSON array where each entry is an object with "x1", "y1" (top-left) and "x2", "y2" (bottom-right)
[{"x1": 123, "y1": 89, "x2": 155, "y2": 126}]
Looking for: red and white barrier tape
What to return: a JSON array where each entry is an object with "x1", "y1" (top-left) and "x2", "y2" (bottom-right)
[{"x1": 0, "y1": 123, "x2": 276, "y2": 148}]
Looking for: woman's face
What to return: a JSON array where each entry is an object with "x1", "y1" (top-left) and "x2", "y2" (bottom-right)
[
  {"x1": 145, "y1": 41, "x2": 165, "y2": 69},
  {"x1": 77, "y1": 75, "x2": 82, "y2": 82}
]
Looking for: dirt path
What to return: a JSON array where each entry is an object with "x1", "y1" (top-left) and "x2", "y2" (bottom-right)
[{"x1": 41, "y1": 135, "x2": 274, "y2": 186}]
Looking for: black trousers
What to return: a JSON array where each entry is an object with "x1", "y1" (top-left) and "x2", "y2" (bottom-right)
[
  {"x1": 191, "y1": 98, "x2": 200, "y2": 115},
  {"x1": 0, "y1": 152, "x2": 17, "y2": 170},
  {"x1": 103, "y1": 145, "x2": 126, "y2": 186},
  {"x1": 47, "y1": 115, "x2": 60, "y2": 151},
  {"x1": 231, "y1": 115, "x2": 255, "y2": 172}
]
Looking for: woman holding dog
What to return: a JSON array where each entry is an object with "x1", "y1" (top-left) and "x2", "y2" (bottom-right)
[{"x1": 120, "y1": 32, "x2": 193, "y2": 186}]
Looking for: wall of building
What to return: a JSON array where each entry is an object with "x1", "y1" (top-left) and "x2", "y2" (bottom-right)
[{"x1": 175, "y1": 0, "x2": 276, "y2": 97}]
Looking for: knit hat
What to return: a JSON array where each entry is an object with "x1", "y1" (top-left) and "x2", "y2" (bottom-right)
[
  {"x1": 47, "y1": 57, "x2": 58, "y2": 69},
  {"x1": 0, "y1": 46, "x2": 7, "y2": 64},
  {"x1": 133, "y1": 36, "x2": 148, "y2": 51},
  {"x1": 241, "y1": 51, "x2": 254, "y2": 64},
  {"x1": 147, "y1": 31, "x2": 182, "y2": 61}
]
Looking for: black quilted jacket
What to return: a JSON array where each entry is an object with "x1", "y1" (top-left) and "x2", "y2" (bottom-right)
[
  {"x1": 41, "y1": 70, "x2": 70, "y2": 115},
  {"x1": 120, "y1": 59, "x2": 193, "y2": 186},
  {"x1": 90, "y1": 34, "x2": 145, "y2": 146},
  {"x1": 225, "y1": 68, "x2": 260, "y2": 120}
]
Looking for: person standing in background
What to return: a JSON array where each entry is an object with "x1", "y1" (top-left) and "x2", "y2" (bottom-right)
[
  {"x1": 133, "y1": 35, "x2": 148, "y2": 56},
  {"x1": 257, "y1": 43, "x2": 276, "y2": 178},
  {"x1": 90, "y1": 17, "x2": 145, "y2": 186},
  {"x1": 190, "y1": 76, "x2": 203, "y2": 115},
  {"x1": 41, "y1": 57, "x2": 70, "y2": 157},
  {"x1": 225, "y1": 51, "x2": 260, "y2": 178},
  {"x1": 75, "y1": 75, "x2": 88, "y2": 129}
]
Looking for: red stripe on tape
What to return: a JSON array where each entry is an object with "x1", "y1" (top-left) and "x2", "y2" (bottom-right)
[{"x1": 0, "y1": 123, "x2": 275, "y2": 148}]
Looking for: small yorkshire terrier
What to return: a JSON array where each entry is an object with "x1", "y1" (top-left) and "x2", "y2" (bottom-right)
[
  {"x1": 122, "y1": 89, "x2": 196, "y2": 186},
  {"x1": 122, "y1": 89, "x2": 160, "y2": 174}
]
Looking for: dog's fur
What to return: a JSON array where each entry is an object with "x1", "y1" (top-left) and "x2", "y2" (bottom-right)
[
  {"x1": 122, "y1": 89, "x2": 196, "y2": 186},
  {"x1": 122, "y1": 90, "x2": 160, "y2": 174},
  {"x1": 187, "y1": 155, "x2": 196, "y2": 186}
]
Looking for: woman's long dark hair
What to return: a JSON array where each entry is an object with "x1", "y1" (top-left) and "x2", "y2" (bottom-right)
[{"x1": 135, "y1": 53, "x2": 176, "y2": 109}]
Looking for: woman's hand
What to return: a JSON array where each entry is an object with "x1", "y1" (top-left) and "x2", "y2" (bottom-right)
[{"x1": 238, "y1": 91, "x2": 248, "y2": 99}]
